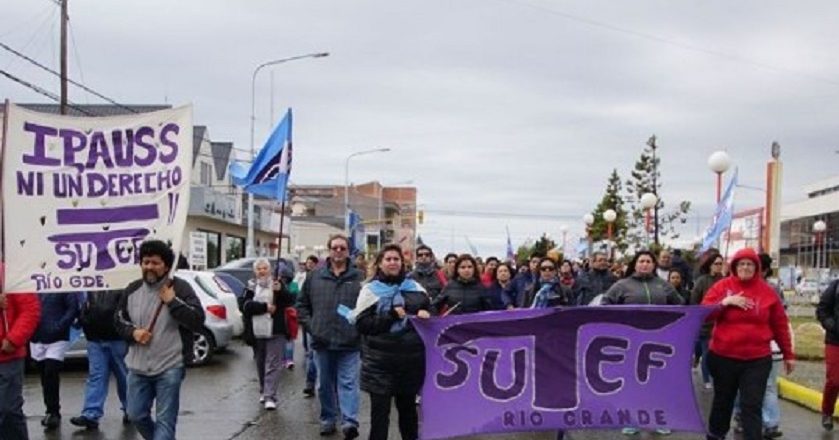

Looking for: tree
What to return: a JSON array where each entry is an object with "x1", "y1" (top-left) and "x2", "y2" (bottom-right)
[
  {"x1": 515, "y1": 235, "x2": 556, "y2": 262},
  {"x1": 623, "y1": 136, "x2": 691, "y2": 250},
  {"x1": 589, "y1": 169, "x2": 629, "y2": 249}
]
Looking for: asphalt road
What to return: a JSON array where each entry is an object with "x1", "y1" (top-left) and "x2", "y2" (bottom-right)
[{"x1": 20, "y1": 341, "x2": 837, "y2": 440}]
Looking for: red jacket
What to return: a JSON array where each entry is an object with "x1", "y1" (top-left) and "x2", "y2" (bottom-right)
[
  {"x1": 701, "y1": 248, "x2": 793, "y2": 361},
  {"x1": 1, "y1": 293, "x2": 41, "y2": 363}
]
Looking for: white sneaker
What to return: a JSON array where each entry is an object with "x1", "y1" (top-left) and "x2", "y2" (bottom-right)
[
  {"x1": 259, "y1": 396, "x2": 265, "y2": 403},
  {"x1": 264, "y1": 400, "x2": 277, "y2": 410},
  {"x1": 704, "y1": 382, "x2": 713, "y2": 390}
]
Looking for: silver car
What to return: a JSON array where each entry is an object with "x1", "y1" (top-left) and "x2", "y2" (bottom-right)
[{"x1": 66, "y1": 272, "x2": 234, "y2": 367}]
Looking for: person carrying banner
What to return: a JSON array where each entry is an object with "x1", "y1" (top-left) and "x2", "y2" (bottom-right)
[
  {"x1": 434, "y1": 254, "x2": 494, "y2": 315},
  {"x1": 602, "y1": 250, "x2": 682, "y2": 436},
  {"x1": 115, "y1": 240, "x2": 205, "y2": 440},
  {"x1": 523, "y1": 258, "x2": 574, "y2": 308},
  {"x1": 70, "y1": 289, "x2": 131, "y2": 430},
  {"x1": 816, "y1": 274, "x2": 839, "y2": 431},
  {"x1": 408, "y1": 245, "x2": 447, "y2": 300},
  {"x1": 576, "y1": 251, "x2": 617, "y2": 305},
  {"x1": 30, "y1": 291, "x2": 80, "y2": 430},
  {"x1": 690, "y1": 250, "x2": 725, "y2": 390},
  {"x1": 241, "y1": 258, "x2": 295, "y2": 410},
  {"x1": 0, "y1": 285, "x2": 41, "y2": 440},
  {"x1": 351, "y1": 244, "x2": 431, "y2": 440},
  {"x1": 701, "y1": 248, "x2": 794, "y2": 440},
  {"x1": 297, "y1": 234, "x2": 363, "y2": 439}
]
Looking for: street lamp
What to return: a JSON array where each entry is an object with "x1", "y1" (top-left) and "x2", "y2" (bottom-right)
[
  {"x1": 603, "y1": 209, "x2": 617, "y2": 259},
  {"x1": 707, "y1": 150, "x2": 732, "y2": 204},
  {"x1": 344, "y1": 148, "x2": 391, "y2": 234},
  {"x1": 640, "y1": 192, "x2": 657, "y2": 246},
  {"x1": 246, "y1": 52, "x2": 329, "y2": 257},
  {"x1": 583, "y1": 214, "x2": 594, "y2": 257},
  {"x1": 814, "y1": 220, "x2": 827, "y2": 269}
]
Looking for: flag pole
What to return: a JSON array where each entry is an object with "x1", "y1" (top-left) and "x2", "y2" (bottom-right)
[{"x1": 275, "y1": 200, "x2": 287, "y2": 279}]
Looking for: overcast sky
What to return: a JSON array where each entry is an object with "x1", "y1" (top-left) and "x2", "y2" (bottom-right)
[{"x1": 2, "y1": 0, "x2": 838, "y2": 257}]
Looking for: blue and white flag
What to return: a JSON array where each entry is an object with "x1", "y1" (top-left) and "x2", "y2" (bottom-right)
[
  {"x1": 505, "y1": 226, "x2": 515, "y2": 262},
  {"x1": 349, "y1": 210, "x2": 366, "y2": 256},
  {"x1": 229, "y1": 108, "x2": 293, "y2": 201},
  {"x1": 700, "y1": 168, "x2": 738, "y2": 252}
]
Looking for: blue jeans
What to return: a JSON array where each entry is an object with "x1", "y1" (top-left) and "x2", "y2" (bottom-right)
[
  {"x1": 303, "y1": 333, "x2": 317, "y2": 387},
  {"x1": 0, "y1": 359, "x2": 28, "y2": 440},
  {"x1": 314, "y1": 349, "x2": 359, "y2": 430},
  {"x1": 81, "y1": 340, "x2": 128, "y2": 421},
  {"x1": 699, "y1": 337, "x2": 712, "y2": 384},
  {"x1": 763, "y1": 360, "x2": 781, "y2": 428},
  {"x1": 127, "y1": 367, "x2": 185, "y2": 440}
]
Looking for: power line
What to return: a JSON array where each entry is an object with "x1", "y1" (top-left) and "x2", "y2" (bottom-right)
[{"x1": 0, "y1": 68, "x2": 93, "y2": 115}]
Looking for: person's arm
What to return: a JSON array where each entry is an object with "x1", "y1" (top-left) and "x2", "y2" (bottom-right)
[
  {"x1": 4, "y1": 294, "x2": 40, "y2": 348},
  {"x1": 663, "y1": 283, "x2": 684, "y2": 305},
  {"x1": 355, "y1": 304, "x2": 398, "y2": 336},
  {"x1": 295, "y1": 272, "x2": 313, "y2": 330},
  {"x1": 114, "y1": 285, "x2": 137, "y2": 342},
  {"x1": 56, "y1": 292, "x2": 80, "y2": 332},
  {"x1": 241, "y1": 288, "x2": 268, "y2": 316},
  {"x1": 167, "y1": 280, "x2": 205, "y2": 332},
  {"x1": 816, "y1": 280, "x2": 839, "y2": 333},
  {"x1": 689, "y1": 278, "x2": 705, "y2": 305},
  {"x1": 601, "y1": 282, "x2": 622, "y2": 305}
]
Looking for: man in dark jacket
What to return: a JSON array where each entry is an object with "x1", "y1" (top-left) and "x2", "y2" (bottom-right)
[
  {"x1": 408, "y1": 245, "x2": 447, "y2": 300},
  {"x1": 1, "y1": 285, "x2": 41, "y2": 440},
  {"x1": 817, "y1": 278, "x2": 839, "y2": 431},
  {"x1": 296, "y1": 235, "x2": 363, "y2": 439},
  {"x1": 577, "y1": 252, "x2": 617, "y2": 305},
  {"x1": 70, "y1": 290, "x2": 129, "y2": 430},
  {"x1": 30, "y1": 292, "x2": 80, "y2": 430},
  {"x1": 115, "y1": 240, "x2": 204, "y2": 440}
]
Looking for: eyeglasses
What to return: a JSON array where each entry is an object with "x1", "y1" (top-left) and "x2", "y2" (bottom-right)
[
  {"x1": 540, "y1": 266, "x2": 556, "y2": 272},
  {"x1": 417, "y1": 252, "x2": 432, "y2": 258},
  {"x1": 330, "y1": 246, "x2": 347, "y2": 251}
]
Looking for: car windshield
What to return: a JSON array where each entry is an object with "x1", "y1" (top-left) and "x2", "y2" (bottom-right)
[
  {"x1": 217, "y1": 258, "x2": 255, "y2": 270},
  {"x1": 194, "y1": 275, "x2": 219, "y2": 299}
]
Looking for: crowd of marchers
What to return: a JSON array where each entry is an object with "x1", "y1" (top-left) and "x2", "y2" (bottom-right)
[{"x1": 4, "y1": 236, "x2": 839, "y2": 440}]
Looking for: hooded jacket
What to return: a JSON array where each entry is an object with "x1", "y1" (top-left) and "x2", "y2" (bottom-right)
[
  {"x1": 701, "y1": 248, "x2": 793, "y2": 361},
  {"x1": 0, "y1": 293, "x2": 41, "y2": 363},
  {"x1": 32, "y1": 292, "x2": 80, "y2": 344},
  {"x1": 815, "y1": 279, "x2": 839, "y2": 346}
]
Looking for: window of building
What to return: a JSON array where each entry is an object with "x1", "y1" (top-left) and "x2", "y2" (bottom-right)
[
  {"x1": 226, "y1": 235, "x2": 246, "y2": 262},
  {"x1": 202, "y1": 230, "x2": 221, "y2": 268},
  {"x1": 200, "y1": 162, "x2": 213, "y2": 186}
]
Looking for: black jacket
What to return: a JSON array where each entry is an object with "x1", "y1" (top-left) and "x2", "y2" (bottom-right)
[
  {"x1": 356, "y1": 278, "x2": 431, "y2": 395},
  {"x1": 241, "y1": 281, "x2": 295, "y2": 344},
  {"x1": 522, "y1": 279, "x2": 573, "y2": 308},
  {"x1": 79, "y1": 290, "x2": 124, "y2": 341},
  {"x1": 435, "y1": 278, "x2": 493, "y2": 315},
  {"x1": 114, "y1": 277, "x2": 205, "y2": 365},
  {"x1": 817, "y1": 280, "x2": 839, "y2": 346},
  {"x1": 409, "y1": 267, "x2": 446, "y2": 300},
  {"x1": 578, "y1": 269, "x2": 617, "y2": 305},
  {"x1": 296, "y1": 262, "x2": 363, "y2": 351},
  {"x1": 32, "y1": 292, "x2": 80, "y2": 344}
]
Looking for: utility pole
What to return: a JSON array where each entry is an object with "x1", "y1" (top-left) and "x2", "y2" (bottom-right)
[
  {"x1": 60, "y1": 0, "x2": 68, "y2": 114},
  {"x1": 647, "y1": 135, "x2": 660, "y2": 246}
]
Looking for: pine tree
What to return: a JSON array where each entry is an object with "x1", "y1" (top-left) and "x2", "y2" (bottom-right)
[
  {"x1": 589, "y1": 169, "x2": 628, "y2": 248},
  {"x1": 623, "y1": 136, "x2": 691, "y2": 251}
]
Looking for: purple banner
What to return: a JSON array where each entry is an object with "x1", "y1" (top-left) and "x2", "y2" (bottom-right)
[{"x1": 412, "y1": 306, "x2": 712, "y2": 439}]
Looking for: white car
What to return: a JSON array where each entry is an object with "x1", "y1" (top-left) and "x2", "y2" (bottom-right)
[
  {"x1": 174, "y1": 271, "x2": 234, "y2": 366},
  {"x1": 190, "y1": 271, "x2": 244, "y2": 337}
]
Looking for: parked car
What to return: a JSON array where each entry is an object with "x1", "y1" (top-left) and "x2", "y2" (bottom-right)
[
  {"x1": 213, "y1": 257, "x2": 296, "y2": 287},
  {"x1": 214, "y1": 271, "x2": 246, "y2": 300},
  {"x1": 190, "y1": 270, "x2": 244, "y2": 337},
  {"x1": 65, "y1": 272, "x2": 234, "y2": 366}
]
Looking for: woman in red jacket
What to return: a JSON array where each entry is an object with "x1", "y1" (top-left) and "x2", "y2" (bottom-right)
[
  {"x1": 701, "y1": 248, "x2": 794, "y2": 440},
  {"x1": 1, "y1": 290, "x2": 41, "y2": 439}
]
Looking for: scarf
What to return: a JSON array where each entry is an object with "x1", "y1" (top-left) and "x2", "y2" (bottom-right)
[
  {"x1": 531, "y1": 278, "x2": 558, "y2": 309},
  {"x1": 340, "y1": 277, "x2": 424, "y2": 333}
]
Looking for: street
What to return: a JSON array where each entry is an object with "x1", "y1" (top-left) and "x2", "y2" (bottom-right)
[{"x1": 22, "y1": 340, "x2": 835, "y2": 440}]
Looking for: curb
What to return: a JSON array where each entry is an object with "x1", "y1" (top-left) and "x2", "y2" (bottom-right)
[{"x1": 778, "y1": 378, "x2": 836, "y2": 415}]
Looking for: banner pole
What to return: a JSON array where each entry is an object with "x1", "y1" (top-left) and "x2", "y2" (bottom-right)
[
  {"x1": 1, "y1": 100, "x2": 9, "y2": 291},
  {"x1": 275, "y1": 200, "x2": 287, "y2": 278}
]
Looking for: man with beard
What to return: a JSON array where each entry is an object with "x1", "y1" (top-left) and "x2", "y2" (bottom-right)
[
  {"x1": 408, "y1": 245, "x2": 447, "y2": 300},
  {"x1": 115, "y1": 240, "x2": 204, "y2": 440}
]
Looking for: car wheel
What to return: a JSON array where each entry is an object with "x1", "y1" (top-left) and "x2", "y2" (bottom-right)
[{"x1": 190, "y1": 328, "x2": 216, "y2": 367}]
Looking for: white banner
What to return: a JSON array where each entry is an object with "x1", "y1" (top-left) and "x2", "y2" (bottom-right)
[{"x1": 1, "y1": 103, "x2": 193, "y2": 293}]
